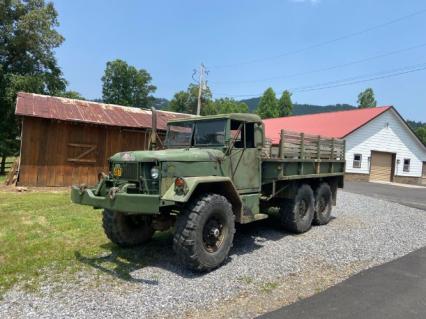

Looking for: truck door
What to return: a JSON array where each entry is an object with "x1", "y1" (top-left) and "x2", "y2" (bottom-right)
[{"x1": 229, "y1": 120, "x2": 261, "y2": 192}]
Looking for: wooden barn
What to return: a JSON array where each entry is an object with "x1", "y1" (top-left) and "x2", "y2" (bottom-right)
[{"x1": 14, "y1": 92, "x2": 190, "y2": 187}]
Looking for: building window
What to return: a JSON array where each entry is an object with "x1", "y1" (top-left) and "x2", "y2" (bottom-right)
[
  {"x1": 403, "y1": 159, "x2": 410, "y2": 172},
  {"x1": 353, "y1": 154, "x2": 362, "y2": 168}
]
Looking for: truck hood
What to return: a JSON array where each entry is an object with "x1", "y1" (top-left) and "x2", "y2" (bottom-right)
[{"x1": 111, "y1": 148, "x2": 225, "y2": 162}]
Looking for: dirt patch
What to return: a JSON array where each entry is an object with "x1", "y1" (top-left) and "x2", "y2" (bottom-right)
[
  {"x1": 183, "y1": 259, "x2": 372, "y2": 319},
  {"x1": 0, "y1": 185, "x2": 69, "y2": 193},
  {"x1": 20, "y1": 215, "x2": 48, "y2": 226}
]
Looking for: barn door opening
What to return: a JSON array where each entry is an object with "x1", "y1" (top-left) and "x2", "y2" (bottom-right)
[{"x1": 369, "y1": 151, "x2": 395, "y2": 182}]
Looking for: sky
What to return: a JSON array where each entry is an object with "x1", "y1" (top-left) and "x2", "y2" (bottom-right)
[{"x1": 52, "y1": 0, "x2": 426, "y2": 121}]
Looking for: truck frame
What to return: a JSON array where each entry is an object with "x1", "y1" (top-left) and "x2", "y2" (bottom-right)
[{"x1": 71, "y1": 112, "x2": 345, "y2": 271}]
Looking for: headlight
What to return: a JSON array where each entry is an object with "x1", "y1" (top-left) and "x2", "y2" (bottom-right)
[{"x1": 150, "y1": 166, "x2": 159, "y2": 179}]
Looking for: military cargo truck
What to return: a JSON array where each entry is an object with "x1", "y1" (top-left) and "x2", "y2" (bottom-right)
[{"x1": 71, "y1": 112, "x2": 345, "y2": 271}]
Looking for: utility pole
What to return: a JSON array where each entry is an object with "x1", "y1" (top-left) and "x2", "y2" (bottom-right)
[{"x1": 196, "y1": 63, "x2": 206, "y2": 116}]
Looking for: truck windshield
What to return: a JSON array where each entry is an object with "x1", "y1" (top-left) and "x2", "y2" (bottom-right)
[
  {"x1": 165, "y1": 119, "x2": 227, "y2": 148},
  {"x1": 194, "y1": 120, "x2": 226, "y2": 146},
  {"x1": 165, "y1": 122, "x2": 193, "y2": 147}
]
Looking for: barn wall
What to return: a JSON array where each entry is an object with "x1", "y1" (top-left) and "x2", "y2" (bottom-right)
[
  {"x1": 18, "y1": 117, "x2": 151, "y2": 187},
  {"x1": 345, "y1": 110, "x2": 426, "y2": 178}
]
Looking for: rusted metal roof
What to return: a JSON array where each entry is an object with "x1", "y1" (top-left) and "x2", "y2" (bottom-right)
[{"x1": 15, "y1": 92, "x2": 192, "y2": 130}]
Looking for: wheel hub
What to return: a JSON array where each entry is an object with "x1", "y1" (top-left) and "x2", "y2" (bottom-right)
[
  {"x1": 210, "y1": 227, "x2": 220, "y2": 238},
  {"x1": 203, "y1": 216, "x2": 225, "y2": 253}
]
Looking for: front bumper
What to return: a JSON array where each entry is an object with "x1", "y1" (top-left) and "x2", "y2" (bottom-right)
[{"x1": 70, "y1": 186, "x2": 161, "y2": 214}]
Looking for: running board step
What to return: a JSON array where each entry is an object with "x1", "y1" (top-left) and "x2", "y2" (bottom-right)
[
  {"x1": 254, "y1": 213, "x2": 269, "y2": 221},
  {"x1": 239, "y1": 213, "x2": 269, "y2": 224}
]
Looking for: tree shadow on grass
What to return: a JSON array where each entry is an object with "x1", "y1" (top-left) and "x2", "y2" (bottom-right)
[
  {"x1": 75, "y1": 213, "x2": 321, "y2": 285},
  {"x1": 75, "y1": 231, "x2": 177, "y2": 285}
]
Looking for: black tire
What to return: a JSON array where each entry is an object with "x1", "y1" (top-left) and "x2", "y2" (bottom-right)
[
  {"x1": 313, "y1": 183, "x2": 333, "y2": 225},
  {"x1": 102, "y1": 209, "x2": 155, "y2": 247},
  {"x1": 173, "y1": 193, "x2": 235, "y2": 272},
  {"x1": 280, "y1": 184, "x2": 315, "y2": 234}
]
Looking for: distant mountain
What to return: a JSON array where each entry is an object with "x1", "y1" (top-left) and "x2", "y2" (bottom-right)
[
  {"x1": 153, "y1": 96, "x2": 356, "y2": 115},
  {"x1": 151, "y1": 97, "x2": 169, "y2": 110},
  {"x1": 239, "y1": 98, "x2": 261, "y2": 112},
  {"x1": 291, "y1": 103, "x2": 356, "y2": 115},
  {"x1": 240, "y1": 97, "x2": 355, "y2": 115}
]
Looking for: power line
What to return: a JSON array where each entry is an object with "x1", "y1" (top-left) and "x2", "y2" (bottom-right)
[
  {"x1": 294, "y1": 64, "x2": 426, "y2": 92},
  {"x1": 211, "y1": 8, "x2": 426, "y2": 69},
  {"x1": 215, "y1": 62, "x2": 426, "y2": 98},
  {"x1": 291, "y1": 62, "x2": 426, "y2": 91},
  {"x1": 210, "y1": 42, "x2": 426, "y2": 85}
]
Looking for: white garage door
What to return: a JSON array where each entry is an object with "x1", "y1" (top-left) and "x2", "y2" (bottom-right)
[{"x1": 370, "y1": 151, "x2": 393, "y2": 182}]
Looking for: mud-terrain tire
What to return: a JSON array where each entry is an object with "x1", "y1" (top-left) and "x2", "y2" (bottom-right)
[
  {"x1": 313, "y1": 183, "x2": 333, "y2": 225},
  {"x1": 102, "y1": 209, "x2": 155, "y2": 247},
  {"x1": 173, "y1": 193, "x2": 235, "y2": 272},
  {"x1": 280, "y1": 184, "x2": 315, "y2": 234}
]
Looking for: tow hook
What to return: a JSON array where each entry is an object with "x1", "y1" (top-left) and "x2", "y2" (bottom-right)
[
  {"x1": 108, "y1": 187, "x2": 119, "y2": 200},
  {"x1": 78, "y1": 184, "x2": 87, "y2": 195}
]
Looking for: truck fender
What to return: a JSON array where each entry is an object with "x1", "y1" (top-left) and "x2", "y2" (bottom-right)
[{"x1": 162, "y1": 176, "x2": 243, "y2": 219}]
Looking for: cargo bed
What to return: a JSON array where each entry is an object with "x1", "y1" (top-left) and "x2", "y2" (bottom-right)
[{"x1": 261, "y1": 129, "x2": 345, "y2": 184}]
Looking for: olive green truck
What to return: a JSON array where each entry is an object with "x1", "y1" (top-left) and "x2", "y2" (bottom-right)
[{"x1": 71, "y1": 112, "x2": 345, "y2": 271}]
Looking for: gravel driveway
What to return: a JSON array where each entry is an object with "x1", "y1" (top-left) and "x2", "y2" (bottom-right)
[{"x1": 2, "y1": 191, "x2": 426, "y2": 318}]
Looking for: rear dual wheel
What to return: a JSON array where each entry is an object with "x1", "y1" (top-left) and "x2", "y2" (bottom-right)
[
  {"x1": 313, "y1": 183, "x2": 333, "y2": 225},
  {"x1": 280, "y1": 184, "x2": 315, "y2": 233},
  {"x1": 280, "y1": 183, "x2": 332, "y2": 233}
]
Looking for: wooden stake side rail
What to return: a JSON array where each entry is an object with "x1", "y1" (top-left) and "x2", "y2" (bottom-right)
[{"x1": 264, "y1": 129, "x2": 345, "y2": 161}]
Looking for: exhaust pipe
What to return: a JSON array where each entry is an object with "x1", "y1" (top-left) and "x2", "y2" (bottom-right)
[{"x1": 151, "y1": 107, "x2": 157, "y2": 150}]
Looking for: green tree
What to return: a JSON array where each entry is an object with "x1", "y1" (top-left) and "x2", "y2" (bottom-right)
[
  {"x1": 199, "y1": 99, "x2": 216, "y2": 116},
  {"x1": 0, "y1": 0, "x2": 67, "y2": 174},
  {"x1": 57, "y1": 91, "x2": 85, "y2": 100},
  {"x1": 209, "y1": 98, "x2": 248, "y2": 115},
  {"x1": 168, "y1": 84, "x2": 212, "y2": 115},
  {"x1": 101, "y1": 59, "x2": 156, "y2": 107},
  {"x1": 415, "y1": 126, "x2": 426, "y2": 145},
  {"x1": 168, "y1": 91, "x2": 190, "y2": 113},
  {"x1": 255, "y1": 87, "x2": 279, "y2": 119},
  {"x1": 277, "y1": 90, "x2": 293, "y2": 117},
  {"x1": 357, "y1": 88, "x2": 377, "y2": 108}
]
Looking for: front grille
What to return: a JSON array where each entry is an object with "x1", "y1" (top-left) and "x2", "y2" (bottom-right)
[
  {"x1": 110, "y1": 161, "x2": 160, "y2": 194},
  {"x1": 117, "y1": 162, "x2": 138, "y2": 180}
]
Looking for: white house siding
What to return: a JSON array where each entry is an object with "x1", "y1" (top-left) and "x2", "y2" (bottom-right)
[{"x1": 345, "y1": 109, "x2": 426, "y2": 178}]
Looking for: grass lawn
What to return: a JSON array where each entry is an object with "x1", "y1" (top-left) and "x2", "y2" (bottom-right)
[{"x1": 0, "y1": 191, "x2": 108, "y2": 294}]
